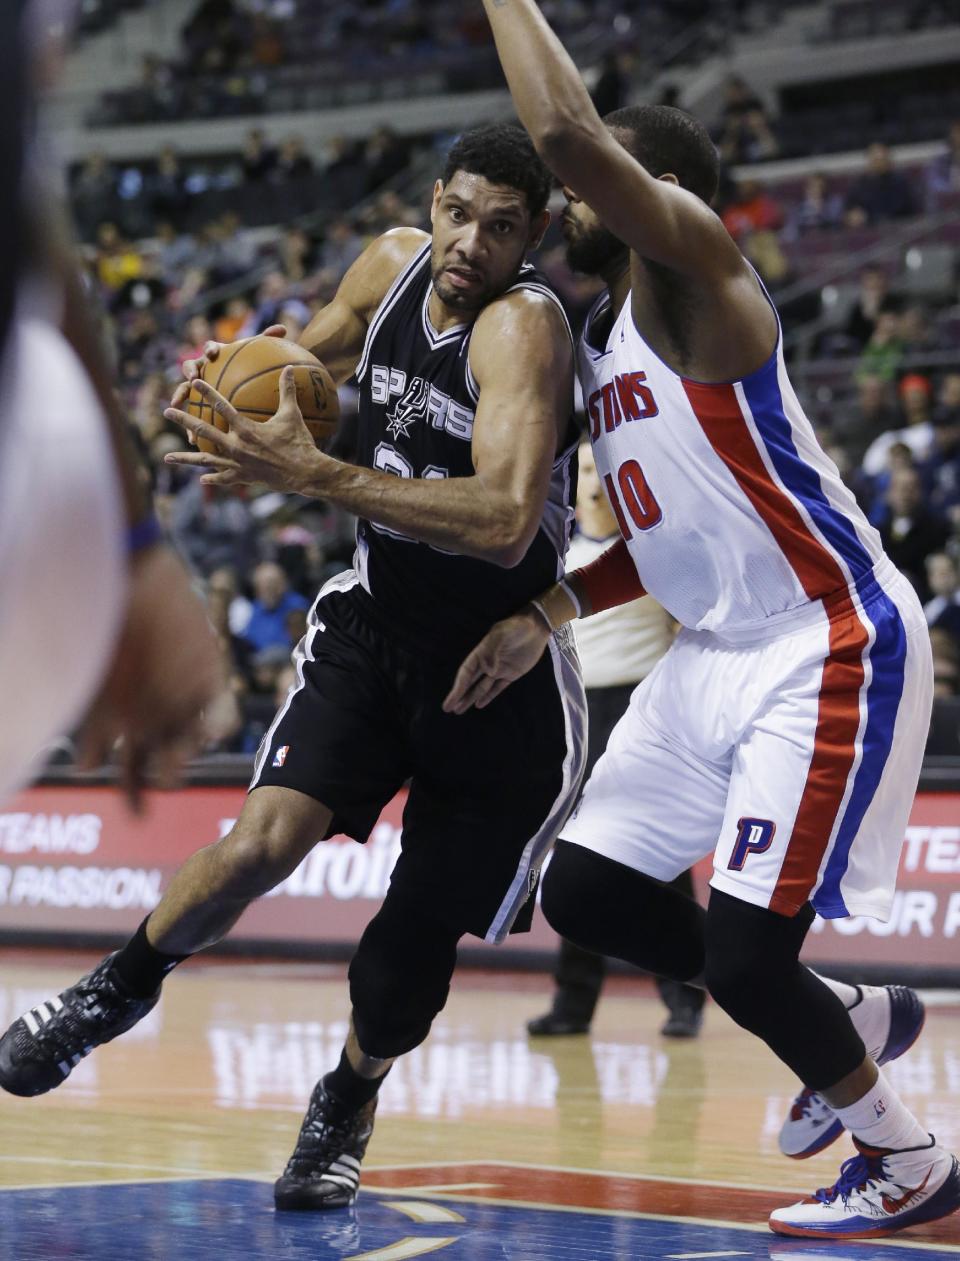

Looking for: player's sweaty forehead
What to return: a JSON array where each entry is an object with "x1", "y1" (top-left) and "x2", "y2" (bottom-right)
[{"x1": 439, "y1": 171, "x2": 530, "y2": 223}]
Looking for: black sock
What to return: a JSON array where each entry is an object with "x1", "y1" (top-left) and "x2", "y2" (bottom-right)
[
  {"x1": 111, "y1": 917, "x2": 190, "y2": 998},
  {"x1": 323, "y1": 1049, "x2": 390, "y2": 1116}
]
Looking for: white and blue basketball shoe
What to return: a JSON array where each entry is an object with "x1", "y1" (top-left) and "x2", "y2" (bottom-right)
[
  {"x1": 770, "y1": 1135, "x2": 960, "y2": 1238},
  {"x1": 779, "y1": 985, "x2": 925, "y2": 1159}
]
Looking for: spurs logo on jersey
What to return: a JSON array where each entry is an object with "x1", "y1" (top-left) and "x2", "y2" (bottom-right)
[
  {"x1": 385, "y1": 375, "x2": 429, "y2": 440},
  {"x1": 372, "y1": 364, "x2": 475, "y2": 443}
]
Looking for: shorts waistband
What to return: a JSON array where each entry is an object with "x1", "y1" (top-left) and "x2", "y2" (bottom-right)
[{"x1": 706, "y1": 556, "x2": 901, "y2": 648}]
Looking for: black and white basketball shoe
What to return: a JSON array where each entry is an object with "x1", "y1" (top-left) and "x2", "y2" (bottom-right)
[
  {"x1": 0, "y1": 953, "x2": 159, "y2": 1097},
  {"x1": 274, "y1": 1081, "x2": 378, "y2": 1210}
]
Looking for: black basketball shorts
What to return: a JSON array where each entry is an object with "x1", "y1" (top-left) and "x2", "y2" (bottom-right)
[{"x1": 251, "y1": 569, "x2": 587, "y2": 942}]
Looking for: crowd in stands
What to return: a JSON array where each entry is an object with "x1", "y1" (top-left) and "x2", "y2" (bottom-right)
[{"x1": 62, "y1": 46, "x2": 960, "y2": 755}]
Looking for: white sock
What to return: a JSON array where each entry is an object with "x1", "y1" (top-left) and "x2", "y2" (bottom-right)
[
  {"x1": 832, "y1": 1070, "x2": 930, "y2": 1157},
  {"x1": 815, "y1": 972, "x2": 860, "y2": 1008},
  {"x1": 814, "y1": 973, "x2": 889, "y2": 1062}
]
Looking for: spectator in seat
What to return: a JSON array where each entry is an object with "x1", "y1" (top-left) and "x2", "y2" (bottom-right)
[
  {"x1": 362, "y1": 126, "x2": 409, "y2": 193},
  {"x1": 318, "y1": 218, "x2": 364, "y2": 285},
  {"x1": 154, "y1": 219, "x2": 198, "y2": 281},
  {"x1": 72, "y1": 152, "x2": 116, "y2": 233},
  {"x1": 845, "y1": 143, "x2": 917, "y2": 226},
  {"x1": 149, "y1": 146, "x2": 187, "y2": 224},
  {"x1": 899, "y1": 304, "x2": 942, "y2": 377},
  {"x1": 275, "y1": 225, "x2": 316, "y2": 283},
  {"x1": 790, "y1": 172, "x2": 843, "y2": 234},
  {"x1": 249, "y1": 270, "x2": 290, "y2": 334},
  {"x1": 208, "y1": 565, "x2": 253, "y2": 638},
  {"x1": 241, "y1": 128, "x2": 277, "y2": 184},
  {"x1": 591, "y1": 51, "x2": 635, "y2": 117},
  {"x1": 877, "y1": 466, "x2": 949, "y2": 599},
  {"x1": 921, "y1": 374, "x2": 960, "y2": 512},
  {"x1": 857, "y1": 307, "x2": 905, "y2": 384},
  {"x1": 844, "y1": 265, "x2": 892, "y2": 349},
  {"x1": 324, "y1": 135, "x2": 363, "y2": 181},
  {"x1": 94, "y1": 222, "x2": 144, "y2": 294},
  {"x1": 718, "y1": 74, "x2": 764, "y2": 127},
  {"x1": 862, "y1": 374, "x2": 935, "y2": 477},
  {"x1": 720, "y1": 178, "x2": 784, "y2": 241},
  {"x1": 171, "y1": 477, "x2": 260, "y2": 580},
  {"x1": 240, "y1": 562, "x2": 308, "y2": 654},
  {"x1": 924, "y1": 552, "x2": 960, "y2": 641},
  {"x1": 926, "y1": 120, "x2": 960, "y2": 204},
  {"x1": 213, "y1": 296, "x2": 253, "y2": 345},
  {"x1": 836, "y1": 375, "x2": 899, "y2": 466},
  {"x1": 929, "y1": 626, "x2": 960, "y2": 698},
  {"x1": 176, "y1": 314, "x2": 214, "y2": 375},
  {"x1": 273, "y1": 135, "x2": 314, "y2": 182}
]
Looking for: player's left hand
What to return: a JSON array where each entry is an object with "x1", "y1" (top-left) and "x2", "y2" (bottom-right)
[
  {"x1": 443, "y1": 606, "x2": 550, "y2": 714},
  {"x1": 163, "y1": 368, "x2": 329, "y2": 496}
]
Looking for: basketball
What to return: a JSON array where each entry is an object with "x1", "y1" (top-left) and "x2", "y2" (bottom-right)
[{"x1": 186, "y1": 336, "x2": 340, "y2": 453}]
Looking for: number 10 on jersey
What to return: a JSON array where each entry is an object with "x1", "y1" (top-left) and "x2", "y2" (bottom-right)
[{"x1": 604, "y1": 459, "x2": 663, "y2": 539}]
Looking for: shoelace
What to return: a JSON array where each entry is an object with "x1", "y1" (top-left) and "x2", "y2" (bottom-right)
[
  {"x1": 815, "y1": 1152, "x2": 886, "y2": 1205},
  {"x1": 293, "y1": 1106, "x2": 358, "y2": 1164},
  {"x1": 25, "y1": 970, "x2": 123, "y2": 1057}
]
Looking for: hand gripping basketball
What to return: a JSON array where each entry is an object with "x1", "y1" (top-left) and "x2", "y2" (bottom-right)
[
  {"x1": 164, "y1": 366, "x2": 331, "y2": 496},
  {"x1": 176, "y1": 333, "x2": 339, "y2": 453}
]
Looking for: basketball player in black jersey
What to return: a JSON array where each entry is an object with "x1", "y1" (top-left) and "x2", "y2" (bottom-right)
[{"x1": 0, "y1": 124, "x2": 586, "y2": 1211}]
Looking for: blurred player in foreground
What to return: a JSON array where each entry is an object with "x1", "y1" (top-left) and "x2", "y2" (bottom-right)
[
  {"x1": 0, "y1": 123, "x2": 586, "y2": 1212},
  {"x1": 0, "y1": 3, "x2": 222, "y2": 809},
  {"x1": 445, "y1": 0, "x2": 958, "y2": 1240},
  {"x1": 527, "y1": 442, "x2": 704, "y2": 1040}
]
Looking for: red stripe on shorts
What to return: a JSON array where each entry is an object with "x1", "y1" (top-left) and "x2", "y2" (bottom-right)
[
  {"x1": 684, "y1": 380, "x2": 866, "y2": 913},
  {"x1": 769, "y1": 590, "x2": 868, "y2": 914}
]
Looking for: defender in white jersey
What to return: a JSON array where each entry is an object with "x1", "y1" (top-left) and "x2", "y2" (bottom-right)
[{"x1": 446, "y1": 0, "x2": 959, "y2": 1242}]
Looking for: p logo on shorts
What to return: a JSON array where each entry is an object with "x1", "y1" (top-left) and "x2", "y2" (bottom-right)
[{"x1": 728, "y1": 817, "x2": 776, "y2": 871}]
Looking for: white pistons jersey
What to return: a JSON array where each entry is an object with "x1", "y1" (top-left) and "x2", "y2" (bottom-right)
[
  {"x1": 578, "y1": 293, "x2": 886, "y2": 637},
  {"x1": 566, "y1": 287, "x2": 933, "y2": 924}
]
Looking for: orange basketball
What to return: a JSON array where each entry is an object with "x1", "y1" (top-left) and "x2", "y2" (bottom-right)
[{"x1": 186, "y1": 336, "x2": 339, "y2": 453}]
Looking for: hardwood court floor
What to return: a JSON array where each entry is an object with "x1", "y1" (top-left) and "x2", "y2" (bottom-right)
[{"x1": 1, "y1": 951, "x2": 959, "y2": 1260}]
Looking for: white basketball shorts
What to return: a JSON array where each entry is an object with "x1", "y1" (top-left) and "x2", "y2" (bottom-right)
[{"x1": 562, "y1": 558, "x2": 933, "y2": 920}]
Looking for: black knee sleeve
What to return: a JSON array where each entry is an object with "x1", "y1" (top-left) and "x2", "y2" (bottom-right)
[
  {"x1": 705, "y1": 889, "x2": 865, "y2": 1090},
  {"x1": 541, "y1": 841, "x2": 706, "y2": 983},
  {"x1": 348, "y1": 889, "x2": 461, "y2": 1059}
]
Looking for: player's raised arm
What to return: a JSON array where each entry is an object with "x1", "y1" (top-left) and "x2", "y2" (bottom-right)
[{"x1": 480, "y1": 0, "x2": 735, "y2": 279}]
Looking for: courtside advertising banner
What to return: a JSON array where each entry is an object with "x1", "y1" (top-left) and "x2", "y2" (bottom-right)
[{"x1": 0, "y1": 785, "x2": 958, "y2": 971}]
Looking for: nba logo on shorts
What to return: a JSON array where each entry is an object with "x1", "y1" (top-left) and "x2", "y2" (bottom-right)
[
  {"x1": 272, "y1": 745, "x2": 290, "y2": 768},
  {"x1": 728, "y1": 817, "x2": 776, "y2": 871}
]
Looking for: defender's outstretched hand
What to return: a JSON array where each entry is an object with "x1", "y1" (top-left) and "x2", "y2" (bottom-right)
[
  {"x1": 444, "y1": 607, "x2": 551, "y2": 714},
  {"x1": 164, "y1": 367, "x2": 325, "y2": 495}
]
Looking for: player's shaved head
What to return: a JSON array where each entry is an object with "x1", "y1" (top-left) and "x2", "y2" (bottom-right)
[
  {"x1": 562, "y1": 106, "x2": 720, "y2": 277},
  {"x1": 604, "y1": 105, "x2": 720, "y2": 206}
]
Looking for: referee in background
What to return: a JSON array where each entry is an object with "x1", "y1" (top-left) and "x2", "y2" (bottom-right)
[{"x1": 527, "y1": 441, "x2": 706, "y2": 1038}]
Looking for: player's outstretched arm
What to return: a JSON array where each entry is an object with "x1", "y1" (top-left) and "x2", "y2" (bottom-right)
[
  {"x1": 480, "y1": 0, "x2": 736, "y2": 279},
  {"x1": 167, "y1": 290, "x2": 573, "y2": 566},
  {"x1": 444, "y1": 537, "x2": 645, "y2": 713}
]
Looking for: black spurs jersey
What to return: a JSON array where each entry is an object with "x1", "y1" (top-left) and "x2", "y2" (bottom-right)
[{"x1": 353, "y1": 240, "x2": 579, "y2": 653}]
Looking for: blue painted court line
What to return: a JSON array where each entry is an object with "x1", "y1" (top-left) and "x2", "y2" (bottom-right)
[{"x1": 0, "y1": 1177, "x2": 954, "y2": 1260}]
